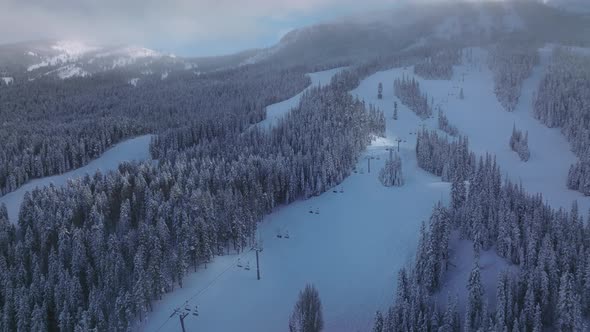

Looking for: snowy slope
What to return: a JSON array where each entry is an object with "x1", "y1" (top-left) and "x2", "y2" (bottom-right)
[
  {"x1": 433, "y1": 233, "x2": 517, "y2": 314},
  {"x1": 26, "y1": 40, "x2": 99, "y2": 72},
  {"x1": 14, "y1": 40, "x2": 181, "y2": 80},
  {"x1": 373, "y1": 48, "x2": 589, "y2": 214},
  {"x1": 0, "y1": 135, "x2": 153, "y2": 223},
  {"x1": 1, "y1": 77, "x2": 13, "y2": 85},
  {"x1": 255, "y1": 67, "x2": 346, "y2": 130},
  {"x1": 428, "y1": 48, "x2": 588, "y2": 213},
  {"x1": 142, "y1": 70, "x2": 450, "y2": 332},
  {"x1": 142, "y1": 45, "x2": 590, "y2": 332}
]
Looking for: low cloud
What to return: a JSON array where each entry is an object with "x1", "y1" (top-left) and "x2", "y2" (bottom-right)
[{"x1": 0, "y1": 0, "x2": 399, "y2": 54}]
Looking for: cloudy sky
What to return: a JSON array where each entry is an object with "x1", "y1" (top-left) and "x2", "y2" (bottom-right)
[{"x1": 0, "y1": 0, "x2": 401, "y2": 56}]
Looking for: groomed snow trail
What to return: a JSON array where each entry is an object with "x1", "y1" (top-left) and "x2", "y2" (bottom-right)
[
  {"x1": 143, "y1": 70, "x2": 450, "y2": 332},
  {"x1": 384, "y1": 48, "x2": 589, "y2": 214},
  {"x1": 255, "y1": 67, "x2": 346, "y2": 130},
  {"x1": 145, "y1": 47, "x2": 588, "y2": 331},
  {"x1": 0, "y1": 135, "x2": 153, "y2": 223}
]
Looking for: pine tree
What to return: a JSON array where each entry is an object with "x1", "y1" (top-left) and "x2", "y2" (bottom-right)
[
  {"x1": 465, "y1": 258, "x2": 484, "y2": 331},
  {"x1": 373, "y1": 311, "x2": 384, "y2": 332},
  {"x1": 557, "y1": 272, "x2": 583, "y2": 331},
  {"x1": 289, "y1": 284, "x2": 324, "y2": 332},
  {"x1": 378, "y1": 154, "x2": 404, "y2": 187}
]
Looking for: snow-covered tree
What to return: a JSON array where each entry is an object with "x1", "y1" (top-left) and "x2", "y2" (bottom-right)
[
  {"x1": 394, "y1": 75, "x2": 433, "y2": 119},
  {"x1": 488, "y1": 44, "x2": 539, "y2": 112},
  {"x1": 465, "y1": 259, "x2": 485, "y2": 331},
  {"x1": 438, "y1": 109, "x2": 459, "y2": 136},
  {"x1": 378, "y1": 154, "x2": 404, "y2": 187},
  {"x1": 509, "y1": 124, "x2": 530, "y2": 162},
  {"x1": 414, "y1": 48, "x2": 461, "y2": 80},
  {"x1": 289, "y1": 284, "x2": 324, "y2": 332}
]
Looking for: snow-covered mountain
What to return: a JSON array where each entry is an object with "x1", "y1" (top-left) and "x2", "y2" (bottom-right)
[
  {"x1": 1, "y1": 0, "x2": 587, "y2": 84},
  {"x1": 0, "y1": 40, "x2": 188, "y2": 80},
  {"x1": 0, "y1": 39, "x2": 267, "y2": 83},
  {"x1": 240, "y1": 0, "x2": 587, "y2": 67}
]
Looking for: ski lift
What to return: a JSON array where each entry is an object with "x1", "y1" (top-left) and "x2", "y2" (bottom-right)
[
  {"x1": 333, "y1": 190, "x2": 338, "y2": 193},
  {"x1": 339, "y1": 187, "x2": 344, "y2": 193},
  {"x1": 237, "y1": 258, "x2": 243, "y2": 268},
  {"x1": 284, "y1": 230, "x2": 290, "y2": 239},
  {"x1": 245, "y1": 261, "x2": 251, "y2": 271},
  {"x1": 314, "y1": 209, "x2": 320, "y2": 215},
  {"x1": 192, "y1": 305, "x2": 199, "y2": 317},
  {"x1": 277, "y1": 229, "x2": 283, "y2": 238}
]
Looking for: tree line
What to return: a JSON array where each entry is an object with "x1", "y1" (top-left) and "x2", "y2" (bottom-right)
[
  {"x1": 0, "y1": 66, "x2": 384, "y2": 331},
  {"x1": 0, "y1": 64, "x2": 311, "y2": 197},
  {"x1": 376, "y1": 129, "x2": 590, "y2": 331},
  {"x1": 488, "y1": 43, "x2": 539, "y2": 112},
  {"x1": 533, "y1": 47, "x2": 590, "y2": 196},
  {"x1": 394, "y1": 76, "x2": 433, "y2": 119}
]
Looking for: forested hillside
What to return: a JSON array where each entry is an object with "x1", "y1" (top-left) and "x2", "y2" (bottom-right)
[{"x1": 1, "y1": 0, "x2": 590, "y2": 331}]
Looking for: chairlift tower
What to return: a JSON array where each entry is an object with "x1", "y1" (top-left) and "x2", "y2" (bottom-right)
[
  {"x1": 170, "y1": 303, "x2": 199, "y2": 332},
  {"x1": 395, "y1": 138, "x2": 403, "y2": 152}
]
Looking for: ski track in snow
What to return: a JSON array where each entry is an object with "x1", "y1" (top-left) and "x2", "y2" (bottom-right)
[
  {"x1": 0, "y1": 135, "x2": 153, "y2": 223},
  {"x1": 143, "y1": 67, "x2": 451, "y2": 331},
  {"x1": 255, "y1": 67, "x2": 347, "y2": 130}
]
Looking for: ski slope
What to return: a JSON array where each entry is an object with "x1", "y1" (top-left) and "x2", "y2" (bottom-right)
[
  {"x1": 0, "y1": 135, "x2": 153, "y2": 223},
  {"x1": 144, "y1": 45, "x2": 589, "y2": 332},
  {"x1": 378, "y1": 48, "x2": 589, "y2": 214},
  {"x1": 143, "y1": 71, "x2": 450, "y2": 332},
  {"x1": 256, "y1": 67, "x2": 346, "y2": 130},
  {"x1": 363, "y1": 46, "x2": 590, "y2": 314}
]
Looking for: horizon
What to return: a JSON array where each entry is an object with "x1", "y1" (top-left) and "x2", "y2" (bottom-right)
[{"x1": 0, "y1": 0, "x2": 405, "y2": 57}]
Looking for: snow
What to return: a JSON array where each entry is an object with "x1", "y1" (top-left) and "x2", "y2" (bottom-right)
[
  {"x1": 255, "y1": 67, "x2": 346, "y2": 130},
  {"x1": 123, "y1": 46, "x2": 161, "y2": 58},
  {"x1": 448, "y1": 48, "x2": 588, "y2": 212},
  {"x1": 376, "y1": 47, "x2": 590, "y2": 214},
  {"x1": 51, "y1": 40, "x2": 99, "y2": 57},
  {"x1": 142, "y1": 69, "x2": 451, "y2": 332},
  {"x1": 161, "y1": 72, "x2": 169, "y2": 80},
  {"x1": 56, "y1": 65, "x2": 89, "y2": 79},
  {"x1": 0, "y1": 135, "x2": 153, "y2": 223},
  {"x1": 105, "y1": 47, "x2": 162, "y2": 69},
  {"x1": 129, "y1": 78, "x2": 140, "y2": 87},
  {"x1": 143, "y1": 43, "x2": 590, "y2": 331},
  {"x1": 28, "y1": 40, "x2": 99, "y2": 72},
  {"x1": 27, "y1": 42, "x2": 162, "y2": 72},
  {"x1": 1, "y1": 77, "x2": 13, "y2": 85},
  {"x1": 95, "y1": 46, "x2": 162, "y2": 62},
  {"x1": 434, "y1": 232, "x2": 517, "y2": 313}
]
